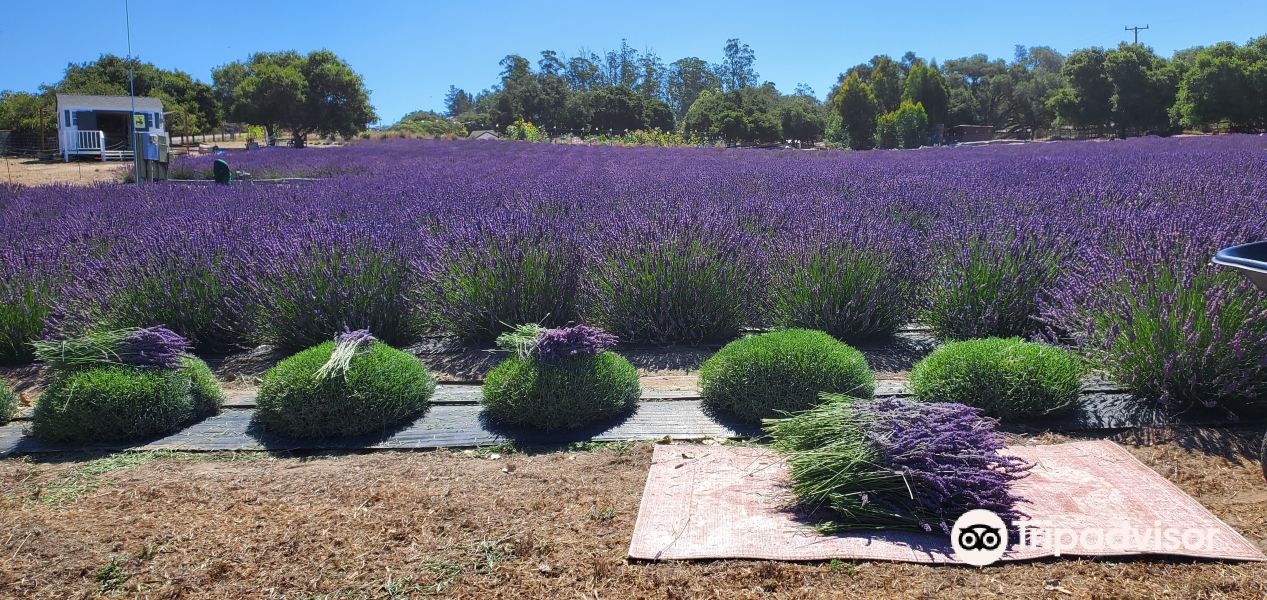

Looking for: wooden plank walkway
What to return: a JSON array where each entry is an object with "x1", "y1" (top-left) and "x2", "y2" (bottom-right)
[{"x1": 1, "y1": 391, "x2": 1257, "y2": 457}]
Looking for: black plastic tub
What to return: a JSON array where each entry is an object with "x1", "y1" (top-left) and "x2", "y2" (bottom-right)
[
  {"x1": 1212, "y1": 241, "x2": 1267, "y2": 292},
  {"x1": 1212, "y1": 240, "x2": 1267, "y2": 479}
]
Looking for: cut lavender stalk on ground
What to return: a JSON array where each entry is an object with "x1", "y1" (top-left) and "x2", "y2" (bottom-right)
[{"x1": 765, "y1": 395, "x2": 1033, "y2": 536}]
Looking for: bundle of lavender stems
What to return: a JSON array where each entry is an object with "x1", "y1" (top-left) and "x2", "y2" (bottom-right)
[
  {"x1": 32, "y1": 326, "x2": 191, "y2": 371},
  {"x1": 313, "y1": 328, "x2": 377, "y2": 380},
  {"x1": 765, "y1": 394, "x2": 1032, "y2": 535},
  {"x1": 495, "y1": 323, "x2": 618, "y2": 361}
]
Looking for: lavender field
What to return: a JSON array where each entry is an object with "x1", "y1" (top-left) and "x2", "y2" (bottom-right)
[{"x1": 3, "y1": 136, "x2": 1266, "y2": 413}]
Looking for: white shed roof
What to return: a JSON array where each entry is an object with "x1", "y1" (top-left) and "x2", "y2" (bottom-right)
[{"x1": 56, "y1": 94, "x2": 164, "y2": 112}]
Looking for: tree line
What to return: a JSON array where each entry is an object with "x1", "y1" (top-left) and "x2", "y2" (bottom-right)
[
  {"x1": 0, "y1": 50, "x2": 375, "y2": 148},
  {"x1": 428, "y1": 35, "x2": 1267, "y2": 148}
]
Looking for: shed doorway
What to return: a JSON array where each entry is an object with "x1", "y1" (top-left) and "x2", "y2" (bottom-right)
[{"x1": 96, "y1": 112, "x2": 133, "y2": 151}]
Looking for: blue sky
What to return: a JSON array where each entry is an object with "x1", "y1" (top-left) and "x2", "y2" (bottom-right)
[{"x1": 3, "y1": 1, "x2": 1265, "y2": 124}]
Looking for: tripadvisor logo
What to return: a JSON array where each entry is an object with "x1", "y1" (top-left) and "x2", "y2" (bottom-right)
[
  {"x1": 950, "y1": 509, "x2": 1008, "y2": 566},
  {"x1": 950, "y1": 509, "x2": 1225, "y2": 565}
]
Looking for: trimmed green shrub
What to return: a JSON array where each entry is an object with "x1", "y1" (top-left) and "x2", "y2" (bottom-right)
[
  {"x1": 482, "y1": 351, "x2": 640, "y2": 430},
  {"x1": 0, "y1": 382, "x2": 15, "y2": 424},
  {"x1": 254, "y1": 341, "x2": 435, "y2": 438},
  {"x1": 32, "y1": 357, "x2": 222, "y2": 443},
  {"x1": 909, "y1": 337, "x2": 1082, "y2": 419},
  {"x1": 185, "y1": 357, "x2": 226, "y2": 420},
  {"x1": 699, "y1": 329, "x2": 874, "y2": 422}
]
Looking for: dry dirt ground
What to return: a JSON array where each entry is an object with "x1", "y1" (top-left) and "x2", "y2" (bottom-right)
[
  {"x1": 1, "y1": 157, "x2": 125, "y2": 187},
  {"x1": 1, "y1": 427, "x2": 1264, "y2": 599},
  {"x1": 2, "y1": 141, "x2": 249, "y2": 187}
]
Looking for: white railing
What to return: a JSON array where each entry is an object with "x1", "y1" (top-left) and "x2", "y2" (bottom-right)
[{"x1": 63, "y1": 130, "x2": 107, "y2": 161}]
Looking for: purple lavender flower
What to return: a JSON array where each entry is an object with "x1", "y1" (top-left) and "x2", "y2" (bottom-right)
[
  {"x1": 854, "y1": 398, "x2": 1033, "y2": 529},
  {"x1": 118, "y1": 326, "x2": 192, "y2": 369},
  {"x1": 535, "y1": 325, "x2": 619, "y2": 361},
  {"x1": 767, "y1": 396, "x2": 1033, "y2": 536},
  {"x1": 335, "y1": 328, "x2": 376, "y2": 345}
]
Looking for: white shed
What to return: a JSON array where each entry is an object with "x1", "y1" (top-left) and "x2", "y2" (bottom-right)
[{"x1": 56, "y1": 94, "x2": 166, "y2": 161}]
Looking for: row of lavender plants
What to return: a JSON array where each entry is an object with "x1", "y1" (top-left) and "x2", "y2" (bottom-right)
[{"x1": 2, "y1": 136, "x2": 1265, "y2": 415}]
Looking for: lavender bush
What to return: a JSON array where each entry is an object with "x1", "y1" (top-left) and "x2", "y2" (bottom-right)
[
  {"x1": 923, "y1": 226, "x2": 1064, "y2": 340},
  {"x1": 248, "y1": 235, "x2": 419, "y2": 351},
  {"x1": 0, "y1": 381, "x2": 15, "y2": 424},
  {"x1": 416, "y1": 215, "x2": 580, "y2": 341},
  {"x1": 3, "y1": 136, "x2": 1266, "y2": 414},
  {"x1": 583, "y1": 214, "x2": 761, "y2": 344},
  {"x1": 768, "y1": 221, "x2": 923, "y2": 341},
  {"x1": 1042, "y1": 205, "x2": 1267, "y2": 414},
  {"x1": 766, "y1": 395, "x2": 1032, "y2": 535}
]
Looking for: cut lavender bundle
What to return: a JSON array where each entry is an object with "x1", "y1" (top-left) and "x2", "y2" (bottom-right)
[
  {"x1": 313, "y1": 328, "x2": 378, "y2": 380},
  {"x1": 765, "y1": 395, "x2": 1032, "y2": 535},
  {"x1": 536, "y1": 325, "x2": 619, "y2": 361},
  {"x1": 32, "y1": 326, "x2": 191, "y2": 371},
  {"x1": 494, "y1": 323, "x2": 618, "y2": 362}
]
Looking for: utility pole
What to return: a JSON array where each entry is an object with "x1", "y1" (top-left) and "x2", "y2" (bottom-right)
[
  {"x1": 1125, "y1": 24, "x2": 1149, "y2": 45},
  {"x1": 38, "y1": 104, "x2": 46, "y2": 156}
]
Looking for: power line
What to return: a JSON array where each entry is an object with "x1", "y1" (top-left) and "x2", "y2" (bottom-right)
[{"x1": 1125, "y1": 24, "x2": 1150, "y2": 45}]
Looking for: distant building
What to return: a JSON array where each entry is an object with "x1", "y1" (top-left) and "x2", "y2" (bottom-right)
[
  {"x1": 468, "y1": 130, "x2": 500, "y2": 141},
  {"x1": 950, "y1": 125, "x2": 994, "y2": 144},
  {"x1": 56, "y1": 94, "x2": 166, "y2": 161}
]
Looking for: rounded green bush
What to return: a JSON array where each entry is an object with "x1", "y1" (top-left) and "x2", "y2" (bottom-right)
[
  {"x1": 32, "y1": 357, "x2": 222, "y2": 443},
  {"x1": 254, "y1": 341, "x2": 435, "y2": 438},
  {"x1": 185, "y1": 357, "x2": 226, "y2": 420},
  {"x1": 481, "y1": 351, "x2": 639, "y2": 430},
  {"x1": 909, "y1": 337, "x2": 1082, "y2": 419},
  {"x1": 0, "y1": 381, "x2": 15, "y2": 424},
  {"x1": 699, "y1": 329, "x2": 874, "y2": 422}
]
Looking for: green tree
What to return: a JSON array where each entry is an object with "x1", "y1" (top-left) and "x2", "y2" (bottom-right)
[
  {"x1": 716, "y1": 38, "x2": 758, "y2": 91},
  {"x1": 1104, "y1": 43, "x2": 1177, "y2": 134},
  {"x1": 942, "y1": 54, "x2": 1010, "y2": 126},
  {"x1": 443, "y1": 86, "x2": 474, "y2": 117},
  {"x1": 1048, "y1": 48, "x2": 1113, "y2": 127},
  {"x1": 1174, "y1": 38, "x2": 1267, "y2": 131},
  {"x1": 565, "y1": 54, "x2": 604, "y2": 90},
  {"x1": 0, "y1": 91, "x2": 54, "y2": 137},
  {"x1": 869, "y1": 56, "x2": 903, "y2": 113},
  {"x1": 667, "y1": 57, "x2": 719, "y2": 120},
  {"x1": 902, "y1": 60, "x2": 949, "y2": 125},
  {"x1": 391, "y1": 110, "x2": 467, "y2": 138},
  {"x1": 636, "y1": 51, "x2": 667, "y2": 101},
  {"x1": 894, "y1": 102, "x2": 929, "y2": 148},
  {"x1": 682, "y1": 87, "x2": 781, "y2": 144},
  {"x1": 213, "y1": 50, "x2": 375, "y2": 146},
  {"x1": 778, "y1": 95, "x2": 826, "y2": 146},
  {"x1": 834, "y1": 75, "x2": 879, "y2": 150},
  {"x1": 216, "y1": 52, "x2": 306, "y2": 142},
  {"x1": 537, "y1": 50, "x2": 565, "y2": 77},
  {"x1": 1008, "y1": 46, "x2": 1064, "y2": 129},
  {"x1": 604, "y1": 40, "x2": 641, "y2": 88}
]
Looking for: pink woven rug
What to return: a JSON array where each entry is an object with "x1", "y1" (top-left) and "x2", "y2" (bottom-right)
[{"x1": 628, "y1": 441, "x2": 1264, "y2": 563}]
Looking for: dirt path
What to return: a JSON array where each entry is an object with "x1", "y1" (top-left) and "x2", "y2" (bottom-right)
[{"x1": 1, "y1": 428, "x2": 1264, "y2": 598}]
